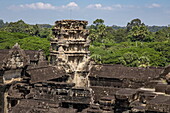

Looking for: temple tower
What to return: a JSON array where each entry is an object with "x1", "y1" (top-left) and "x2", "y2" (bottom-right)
[{"x1": 50, "y1": 20, "x2": 91, "y2": 87}]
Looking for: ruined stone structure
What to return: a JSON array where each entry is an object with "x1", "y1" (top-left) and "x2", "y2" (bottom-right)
[
  {"x1": 0, "y1": 20, "x2": 170, "y2": 113},
  {"x1": 50, "y1": 20, "x2": 90, "y2": 87},
  {"x1": 0, "y1": 43, "x2": 48, "y2": 113}
]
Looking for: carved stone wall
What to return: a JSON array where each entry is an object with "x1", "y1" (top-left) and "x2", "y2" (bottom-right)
[{"x1": 50, "y1": 20, "x2": 91, "y2": 87}]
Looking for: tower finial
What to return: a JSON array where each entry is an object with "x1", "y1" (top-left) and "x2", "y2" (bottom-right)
[{"x1": 13, "y1": 43, "x2": 20, "y2": 48}]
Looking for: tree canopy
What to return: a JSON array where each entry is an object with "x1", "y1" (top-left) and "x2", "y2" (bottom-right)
[
  {"x1": 89, "y1": 18, "x2": 170, "y2": 67},
  {"x1": 0, "y1": 19, "x2": 170, "y2": 67}
]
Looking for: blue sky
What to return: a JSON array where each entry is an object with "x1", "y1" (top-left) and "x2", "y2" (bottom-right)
[{"x1": 0, "y1": 0, "x2": 170, "y2": 26}]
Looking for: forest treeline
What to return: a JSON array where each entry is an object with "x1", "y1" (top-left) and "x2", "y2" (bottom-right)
[
  {"x1": 0, "y1": 19, "x2": 169, "y2": 67},
  {"x1": 0, "y1": 20, "x2": 51, "y2": 56}
]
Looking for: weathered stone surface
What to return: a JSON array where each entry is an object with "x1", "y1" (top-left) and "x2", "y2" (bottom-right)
[
  {"x1": 115, "y1": 88, "x2": 137, "y2": 102},
  {"x1": 155, "y1": 83, "x2": 167, "y2": 93},
  {"x1": 89, "y1": 64, "x2": 163, "y2": 88},
  {"x1": 27, "y1": 66, "x2": 66, "y2": 84},
  {"x1": 90, "y1": 86, "x2": 120, "y2": 103},
  {"x1": 50, "y1": 20, "x2": 90, "y2": 87},
  {"x1": 146, "y1": 95, "x2": 170, "y2": 112}
]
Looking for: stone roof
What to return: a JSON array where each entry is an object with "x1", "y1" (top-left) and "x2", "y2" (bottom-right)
[
  {"x1": 27, "y1": 66, "x2": 66, "y2": 84},
  {"x1": 89, "y1": 64, "x2": 163, "y2": 82},
  {"x1": 48, "y1": 107, "x2": 77, "y2": 113},
  {"x1": 90, "y1": 86, "x2": 120, "y2": 102},
  {"x1": 10, "y1": 100, "x2": 77, "y2": 113},
  {"x1": 0, "y1": 49, "x2": 9, "y2": 61},
  {"x1": 146, "y1": 95, "x2": 170, "y2": 112},
  {"x1": 115, "y1": 88, "x2": 137, "y2": 97},
  {"x1": 148, "y1": 95, "x2": 170, "y2": 103}
]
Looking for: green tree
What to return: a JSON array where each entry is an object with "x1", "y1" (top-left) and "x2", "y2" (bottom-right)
[
  {"x1": 0, "y1": 20, "x2": 51, "y2": 39},
  {"x1": 153, "y1": 27, "x2": 170, "y2": 42},
  {"x1": 93, "y1": 19, "x2": 104, "y2": 26},
  {"x1": 128, "y1": 25, "x2": 152, "y2": 42},
  {"x1": 89, "y1": 19, "x2": 107, "y2": 44},
  {"x1": 114, "y1": 29, "x2": 128, "y2": 43},
  {"x1": 0, "y1": 31, "x2": 50, "y2": 55},
  {"x1": 127, "y1": 18, "x2": 145, "y2": 31},
  {"x1": 0, "y1": 19, "x2": 5, "y2": 28}
]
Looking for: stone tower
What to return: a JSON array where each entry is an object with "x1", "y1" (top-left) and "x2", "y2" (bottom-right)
[{"x1": 50, "y1": 20, "x2": 91, "y2": 87}]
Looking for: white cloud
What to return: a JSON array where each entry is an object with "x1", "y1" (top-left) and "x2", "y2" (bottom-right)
[
  {"x1": 87, "y1": 4, "x2": 112, "y2": 10},
  {"x1": 61, "y1": 2, "x2": 79, "y2": 9},
  {"x1": 67, "y1": 2, "x2": 78, "y2": 7},
  {"x1": 87, "y1": 4, "x2": 101, "y2": 9},
  {"x1": 8, "y1": 2, "x2": 79, "y2": 10},
  {"x1": 86, "y1": 4, "x2": 137, "y2": 10},
  {"x1": 147, "y1": 3, "x2": 161, "y2": 8},
  {"x1": 113, "y1": 4, "x2": 137, "y2": 9},
  {"x1": 87, "y1": 4, "x2": 102, "y2": 9},
  {"x1": 17, "y1": 2, "x2": 56, "y2": 10}
]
